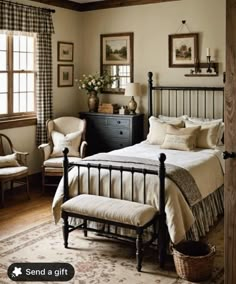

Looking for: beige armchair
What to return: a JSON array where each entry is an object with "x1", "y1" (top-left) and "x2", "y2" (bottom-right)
[
  {"x1": 38, "y1": 116, "x2": 87, "y2": 192},
  {"x1": 0, "y1": 133, "x2": 30, "y2": 207}
]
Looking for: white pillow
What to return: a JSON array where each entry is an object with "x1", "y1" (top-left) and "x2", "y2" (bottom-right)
[
  {"x1": 50, "y1": 130, "x2": 82, "y2": 157},
  {"x1": 187, "y1": 117, "x2": 224, "y2": 145},
  {"x1": 0, "y1": 153, "x2": 20, "y2": 168},
  {"x1": 146, "y1": 116, "x2": 184, "y2": 145},
  {"x1": 158, "y1": 114, "x2": 188, "y2": 122},
  {"x1": 185, "y1": 120, "x2": 220, "y2": 149}
]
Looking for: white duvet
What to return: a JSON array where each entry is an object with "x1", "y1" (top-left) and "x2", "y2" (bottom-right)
[{"x1": 52, "y1": 142, "x2": 224, "y2": 244}]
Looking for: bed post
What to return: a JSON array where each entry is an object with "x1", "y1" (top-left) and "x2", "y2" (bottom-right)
[
  {"x1": 63, "y1": 147, "x2": 69, "y2": 202},
  {"x1": 148, "y1": 71, "x2": 153, "y2": 117},
  {"x1": 158, "y1": 153, "x2": 167, "y2": 268}
]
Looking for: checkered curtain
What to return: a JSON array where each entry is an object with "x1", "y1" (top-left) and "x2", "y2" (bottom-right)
[{"x1": 0, "y1": 0, "x2": 54, "y2": 145}]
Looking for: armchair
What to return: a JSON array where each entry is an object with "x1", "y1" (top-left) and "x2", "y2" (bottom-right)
[
  {"x1": 38, "y1": 116, "x2": 87, "y2": 192},
  {"x1": 0, "y1": 133, "x2": 30, "y2": 207}
]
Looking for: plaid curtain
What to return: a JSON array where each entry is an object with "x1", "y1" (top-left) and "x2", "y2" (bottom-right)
[{"x1": 0, "y1": 0, "x2": 54, "y2": 145}]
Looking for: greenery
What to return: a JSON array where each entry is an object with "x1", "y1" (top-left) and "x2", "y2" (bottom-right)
[{"x1": 76, "y1": 73, "x2": 115, "y2": 93}]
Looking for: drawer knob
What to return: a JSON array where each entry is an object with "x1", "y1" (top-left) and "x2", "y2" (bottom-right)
[
  {"x1": 120, "y1": 131, "x2": 123, "y2": 135},
  {"x1": 117, "y1": 121, "x2": 121, "y2": 124},
  {"x1": 120, "y1": 144, "x2": 123, "y2": 147}
]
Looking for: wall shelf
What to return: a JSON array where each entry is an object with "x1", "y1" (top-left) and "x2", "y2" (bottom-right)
[{"x1": 185, "y1": 62, "x2": 219, "y2": 77}]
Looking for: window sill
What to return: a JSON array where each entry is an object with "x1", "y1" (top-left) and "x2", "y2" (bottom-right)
[{"x1": 0, "y1": 117, "x2": 37, "y2": 130}]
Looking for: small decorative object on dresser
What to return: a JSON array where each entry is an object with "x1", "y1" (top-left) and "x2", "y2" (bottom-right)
[
  {"x1": 124, "y1": 83, "x2": 141, "y2": 114},
  {"x1": 79, "y1": 112, "x2": 144, "y2": 155}
]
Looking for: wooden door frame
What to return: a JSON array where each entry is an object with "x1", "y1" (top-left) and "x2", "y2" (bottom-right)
[{"x1": 225, "y1": 0, "x2": 236, "y2": 283}]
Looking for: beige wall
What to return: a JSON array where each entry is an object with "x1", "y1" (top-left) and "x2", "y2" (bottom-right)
[{"x1": 2, "y1": 0, "x2": 225, "y2": 174}]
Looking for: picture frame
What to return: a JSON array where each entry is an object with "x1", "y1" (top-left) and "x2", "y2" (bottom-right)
[
  {"x1": 101, "y1": 32, "x2": 133, "y2": 65},
  {"x1": 57, "y1": 64, "x2": 74, "y2": 87},
  {"x1": 168, "y1": 33, "x2": 199, "y2": 67},
  {"x1": 57, "y1": 41, "x2": 74, "y2": 62}
]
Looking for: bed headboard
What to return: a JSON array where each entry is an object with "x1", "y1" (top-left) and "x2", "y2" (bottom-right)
[{"x1": 147, "y1": 71, "x2": 225, "y2": 120}]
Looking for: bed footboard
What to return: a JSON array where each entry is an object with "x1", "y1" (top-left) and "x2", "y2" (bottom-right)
[{"x1": 62, "y1": 148, "x2": 167, "y2": 268}]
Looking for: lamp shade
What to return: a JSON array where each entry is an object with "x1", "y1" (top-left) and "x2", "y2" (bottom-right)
[{"x1": 124, "y1": 83, "x2": 141, "y2": 97}]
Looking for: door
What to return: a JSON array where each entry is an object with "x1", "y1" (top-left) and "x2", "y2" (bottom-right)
[{"x1": 225, "y1": 0, "x2": 236, "y2": 282}]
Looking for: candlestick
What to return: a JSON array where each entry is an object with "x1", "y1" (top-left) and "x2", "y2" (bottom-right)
[
  {"x1": 207, "y1": 55, "x2": 212, "y2": 73},
  {"x1": 206, "y1": 48, "x2": 210, "y2": 57}
]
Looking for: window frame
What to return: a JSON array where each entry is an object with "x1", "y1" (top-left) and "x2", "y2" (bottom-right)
[{"x1": 0, "y1": 32, "x2": 37, "y2": 129}]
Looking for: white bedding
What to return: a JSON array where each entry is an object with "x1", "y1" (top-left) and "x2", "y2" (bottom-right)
[{"x1": 52, "y1": 142, "x2": 224, "y2": 244}]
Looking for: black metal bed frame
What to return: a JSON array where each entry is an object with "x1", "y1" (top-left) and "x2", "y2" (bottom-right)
[{"x1": 62, "y1": 71, "x2": 225, "y2": 269}]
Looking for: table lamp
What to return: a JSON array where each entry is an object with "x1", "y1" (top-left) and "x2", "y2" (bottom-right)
[{"x1": 124, "y1": 83, "x2": 141, "y2": 114}]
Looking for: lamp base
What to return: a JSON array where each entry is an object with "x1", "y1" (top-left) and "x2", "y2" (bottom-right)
[{"x1": 128, "y1": 96, "x2": 137, "y2": 115}]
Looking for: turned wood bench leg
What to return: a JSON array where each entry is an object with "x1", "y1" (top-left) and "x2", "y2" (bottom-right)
[
  {"x1": 63, "y1": 213, "x2": 69, "y2": 248},
  {"x1": 136, "y1": 229, "x2": 144, "y2": 272},
  {"x1": 83, "y1": 219, "x2": 88, "y2": 237}
]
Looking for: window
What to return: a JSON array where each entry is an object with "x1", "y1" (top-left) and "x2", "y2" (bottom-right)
[{"x1": 0, "y1": 32, "x2": 36, "y2": 128}]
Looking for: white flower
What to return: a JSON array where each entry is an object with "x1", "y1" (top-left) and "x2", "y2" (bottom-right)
[
  {"x1": 82, "y1": 84, "x2": 86, "y2": 88},
  {"x1": 94, "y1": 86, "x2": 98, "y2": 91}
]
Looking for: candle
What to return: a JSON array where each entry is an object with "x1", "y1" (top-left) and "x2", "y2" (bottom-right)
[{"x1": 206, "y1": 48, "x2": 210, "y2": 57}]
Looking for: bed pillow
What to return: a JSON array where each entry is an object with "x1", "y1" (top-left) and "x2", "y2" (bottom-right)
[
  {"x1": 160, "y1": 125, "x2": 201, "y2": 151},
  {"x1": 0, "y1": 153, "x2": 20, "y2": 168},
  {"x1": 185, "y1": 120, "x2": 221, "y2": 148},
  {"x1": 50, "y1": 130, "x2": 82, "y2": 157},
  {"x1": 146, "y1": 116, "x2": 184, "y2": 145},
  {"x1": 187, "y1": 117, "x2": 224, "y2": 145}
]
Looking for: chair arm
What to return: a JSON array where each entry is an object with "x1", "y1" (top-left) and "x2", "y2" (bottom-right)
[
  {"x1": 14, "y1": 151, "x2": 29, "y2": 166},
  {"x1": 38, "y1": 143, "x2": 52, "y2": 161},
  {"x1": 80, "y1": 141, "x2": 88, "y2": 158}
]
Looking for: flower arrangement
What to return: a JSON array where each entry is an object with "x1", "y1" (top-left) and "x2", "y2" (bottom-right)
[{"x1": 76, "y1": 73, "x2": 115, "y2": 93}]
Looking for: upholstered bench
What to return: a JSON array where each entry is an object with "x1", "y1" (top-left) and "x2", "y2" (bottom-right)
[{"x1": 61, "y1": 194, "x2": 158, "y2": 272}]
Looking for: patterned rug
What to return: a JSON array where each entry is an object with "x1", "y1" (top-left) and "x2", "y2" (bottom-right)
[{"x1": 0, "y1": 218, "x2": 224, "y2": 284}]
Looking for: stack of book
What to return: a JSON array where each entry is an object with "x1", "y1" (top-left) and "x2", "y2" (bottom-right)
[{"x1": 98, "y1": 103, "x2": 119, "y2": 114}]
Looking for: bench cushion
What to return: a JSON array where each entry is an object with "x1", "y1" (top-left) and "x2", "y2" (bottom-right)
[{"x1": 61, "y1": 194, "x2": 157, "y2": 227}]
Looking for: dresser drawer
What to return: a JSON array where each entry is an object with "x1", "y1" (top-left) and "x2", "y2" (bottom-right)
[
  {"x1": 107, "y1": 118, "x2": 130, "y2": 128},
  {"x1": 106, "y1": 139, "x2": 130, "y2": 150},
  {"x1": 100, "y1": 127, "x2": 130, "y2": 139}
]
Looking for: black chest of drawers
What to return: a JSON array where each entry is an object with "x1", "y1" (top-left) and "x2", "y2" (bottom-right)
[{"x1": 79, "y1": 112, "x2": 144, "y2": 155}]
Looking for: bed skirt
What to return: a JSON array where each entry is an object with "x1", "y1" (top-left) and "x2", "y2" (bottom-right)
[{"x1": 186, "y1": 185, "x2": 224, "y2": 240}]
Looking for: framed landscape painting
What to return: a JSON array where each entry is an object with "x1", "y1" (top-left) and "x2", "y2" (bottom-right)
[
  {"x1": 168, "y1": 33, "x2": 199, "y2": 67},
  {"x1": 101, "y1": 32, "x2": 133, "y2": 65},
  {"x1": 57, "y1": 41, "x2": 74, "y2": 62}
]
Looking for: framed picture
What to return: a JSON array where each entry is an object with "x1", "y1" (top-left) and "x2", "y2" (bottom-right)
[
  {"x1": 57, "y1": 41, "x2": 74, "y2": 62},
  {"x1": 168, "y1": 33, "x2": 199, "y2": 67},
  {"x1": 101, "y1": 32, "x2": 133, "y2": 65},
  {"x1": 57, "y1": 64, "x2": 74, "y2": 87}
]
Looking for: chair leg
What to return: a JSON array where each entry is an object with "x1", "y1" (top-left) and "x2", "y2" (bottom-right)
[
  {"x1": 0, "y1": 182, "x2": 4, "y2": 208},
  {"x1": 42, "y1": 168, "x2": 45, "y2": 194},
  {"x1": 26, "y1": 176, "x2": 30, "y2": 200},
  {"x1": 84, "y1": 219, "x2": 88, "y2": 237},
  {"x1": 136, "y1": 230, "x2": 143, "y2": 272},
  {"x1": 63, "y1": 213, "x2": 69, "y2": 248}
]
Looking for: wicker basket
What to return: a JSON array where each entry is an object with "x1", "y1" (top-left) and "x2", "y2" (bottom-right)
[{"x1": 172, "y1": 240, "x2": 216, "y2": 282}]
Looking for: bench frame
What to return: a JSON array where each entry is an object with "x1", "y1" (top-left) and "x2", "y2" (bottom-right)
[{"x1": 61, "y1": 148, "x2": 167, "y2": 271}]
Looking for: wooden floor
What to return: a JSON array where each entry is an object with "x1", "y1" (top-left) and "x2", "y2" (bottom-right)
[{"x1": 0, "y1": 182, "x2": 55, "y2": 240}]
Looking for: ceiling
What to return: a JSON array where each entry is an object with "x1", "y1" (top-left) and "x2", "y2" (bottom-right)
[{"x1": 30, "y1": 0, "x2": 179, "y2": 12}]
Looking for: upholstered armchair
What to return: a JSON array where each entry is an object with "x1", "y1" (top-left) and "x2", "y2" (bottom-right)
[
  {"x1": 0, "y1": 133, "x2": 30, "y2": 207},
  {"x1": 38, "y1": 116, "x2": 87, "y2": 192}
]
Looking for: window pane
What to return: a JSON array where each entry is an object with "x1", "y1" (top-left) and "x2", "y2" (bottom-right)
[
  {"x1": 27, "y1": 53, "x2": 34, "y2": 70},
  {"x1": 14, "y1": 52, "x2": 20, "y2": 70},
  {"x1": 13, "y1": 92, "x2": 19, "y2": 112},
  {"x1": 20, "y1": 74, "x2": 26, "y2": 91},
  {"x1": 27, "y1": 36, "x2": 34, "y2": 52},
  {"x1": 20, "y1": 35, "x2": 27, "y2": 52},
  {"x1": 27, "y1": 74, "x2": 34, "y2": 91},
  {"x1": 0, "y1": 51, "x2": 7, "y2": 70},
  {"x1": 27, "y1": 92, "x2": 34, "y2": 111},
  {"x1": 20, "y1": 92, "x2": 27, "y2": 112},
  {"x1": 20, "y1": 53, "x2": 27, "y2": 70},
  {"x1": 0, "y1": 73, "x2": 7, "y2": 92},
  {"x1": 13, "y1": 35, "x2": 20, "y2": 51},
  {"x1": 0, "y1": 34, "x2": 7, "y2": 50},
  {"x1": 0, "y1": 93, "x2": 7, "y2": 114},
  {"x1": 14, "y1": 73, "x2": 19, "y2": 92}
]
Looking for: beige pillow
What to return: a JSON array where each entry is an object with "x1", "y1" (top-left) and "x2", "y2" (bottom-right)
[
  {"x1": 0, "y1": 153, "x2": 20, "y2": 168},
  {"x1": 160, "y1": 125, "x2": 201, "y2": 151},
  {"x1": 185, "y1": 120, "x2": 220, "y2": 148},
  {"x1": 146, "y1": 116, "x2": 184, "y2": 145},
  {"x1": 50, "y1": 130, "x2": 82, "y2": 157}
]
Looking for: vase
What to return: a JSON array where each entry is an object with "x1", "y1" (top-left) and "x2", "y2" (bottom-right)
[{"x1": 88, "y1": 91, "x2": 99, "y2": 112}]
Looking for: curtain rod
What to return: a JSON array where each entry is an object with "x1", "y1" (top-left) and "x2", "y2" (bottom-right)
[{"x1": 0, "y1": 0, "x2": 56, "y2": 13}]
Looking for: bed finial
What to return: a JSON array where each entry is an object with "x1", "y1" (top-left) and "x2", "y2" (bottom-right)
[{"x1": 148, "y1": 72, "x2": 153, "y2": 117}]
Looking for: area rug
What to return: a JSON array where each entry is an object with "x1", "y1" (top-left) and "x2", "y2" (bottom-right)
[{"x1": 0, "y1": 219, "x2": 224, "y2": 284}]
